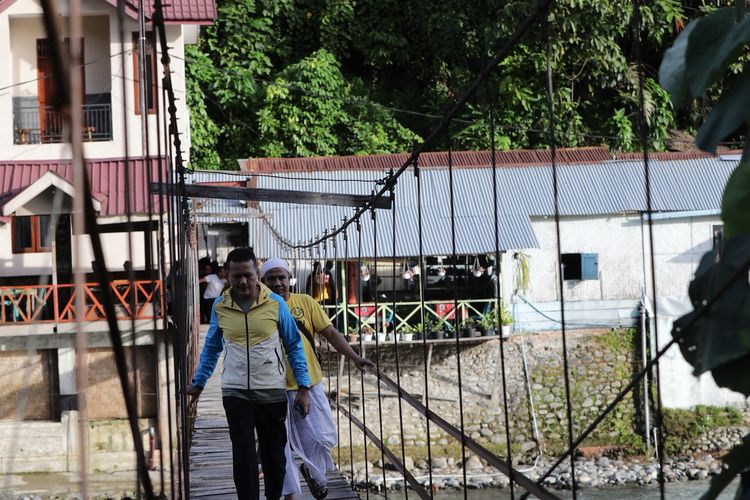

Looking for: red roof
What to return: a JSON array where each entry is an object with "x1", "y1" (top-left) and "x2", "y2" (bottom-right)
[
  {"x1": 0, "y1": 0, "x2": 215, "y2": 24},
  {"x1": 239, "y1": 147, "x2": 743, "y2": 173},
  {"x1": 239, "y1": 147, "x2": 614, "y2": 173},
  {"x1": 135, "y1": 0, "x2": 215, "y2": 24},
  {"x1": 0, "y1": 157, "x2": 168, "y2": 217}
]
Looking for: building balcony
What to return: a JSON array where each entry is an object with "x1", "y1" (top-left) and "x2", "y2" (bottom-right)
[
  {"x1": 0, "y1": 280, "x2": 163, "y2": 325},
  {"x1": 12, "y1": 103, "x2": 113, "y2": 145}
]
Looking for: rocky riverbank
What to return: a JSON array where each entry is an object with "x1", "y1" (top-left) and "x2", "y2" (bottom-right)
[{"x1": 346, "y1": 452, "x2": 727, "y2": 492}]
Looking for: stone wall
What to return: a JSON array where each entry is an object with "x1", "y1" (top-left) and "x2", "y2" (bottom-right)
[
  {"x1": 321, "y1": 328, "x2": 641, "y2": 461},
  {"x1": 0, "y1": 345, "x2": 158, "y2": 422},
  {"x1": 87, "y1": 346, "x2": 157, "y2": 419},
  {"x1": 0, "y1": 349, "x2": 57, "y2": 420}
]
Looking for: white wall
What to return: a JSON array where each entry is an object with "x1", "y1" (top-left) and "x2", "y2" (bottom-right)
[
  {"x1": 656, "y1": 296, "x2": 748, "y2": 409},
  {"x1": 0, "y1": 214, "x2": 165, "y2": 279},
  {"x1": 507, "y1": 213, "x2": 721, "y2": 306},
  {"x1": 0, "y1": 223, "x2": 53, "y2": 276}
]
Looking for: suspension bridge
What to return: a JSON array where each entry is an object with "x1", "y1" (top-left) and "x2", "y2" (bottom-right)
[{"x1": 0, "y1": 0, "x2": 745, "y2": 498}]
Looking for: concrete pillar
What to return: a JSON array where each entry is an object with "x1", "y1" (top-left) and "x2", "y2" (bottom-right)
[
  {"x1": 61, "y1": 410, "x2": 80, "y2": 473},
  {"x1": 58, "y1": 347, "x2": 77, "y2": 396}
]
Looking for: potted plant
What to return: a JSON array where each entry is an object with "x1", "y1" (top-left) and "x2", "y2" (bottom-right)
[
  {"x1": 442, "y1": 320, "x2": 456, "y2": 339},
  {"x1": 414, "y1": 322, "x2": 425, "y2": 341},
  {"x1": 347, "y1": 326, "x2": 359, "y2": 343},
  {"x1": 480, "y1": 309, "x2": 496, "y2": 336},
  {"x1": 426, "y1": 318, "x2": 443, "y2": 340},
  {"x1": 460, "y1": 318, "x2": 478, "y2": 337},
  {"x1": 500, "y1": 302, "x2": 513, "y2": 338},
  {"x1": 400, "y1": 324, "x2": 415, "y2": 342}
]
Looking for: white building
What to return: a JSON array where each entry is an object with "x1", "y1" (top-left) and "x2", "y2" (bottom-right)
[
  {"x1": 189, "y1": 147, "x2": 741, "y2": 409},
  {"x1": 0, "y1": 0, "x2": 214, "y2": 474}
]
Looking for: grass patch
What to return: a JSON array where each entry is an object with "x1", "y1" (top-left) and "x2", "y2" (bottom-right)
[
  {"x1": 663, "y1": 405, "x2": 745, "y2": 455},
  {"x1": 592, "y1": 327, "x2": 636, "y2": 353}
]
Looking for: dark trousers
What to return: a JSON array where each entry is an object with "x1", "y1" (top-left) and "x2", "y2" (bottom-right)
[
  {"x1": 222, "y1": 397, "x2": 288, "y2": 500},
  {"x1": 200, "y1": 297, "x2": 214, "y2": 323}
]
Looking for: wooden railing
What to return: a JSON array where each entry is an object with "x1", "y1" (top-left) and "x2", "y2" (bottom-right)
[
  {"x1": 0, "y1": 280, "x2": 164, "y2": 324},
  {"x1": 323, "y1": 297, "x2": 497, "y2": 335}
]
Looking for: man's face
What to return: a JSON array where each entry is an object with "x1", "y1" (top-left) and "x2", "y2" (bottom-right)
[
  {"x1": 262, "y1": 267, "x2": 291, "y2": 299},
  {"x1": 227, "y1": 260, "x2": 258, "y2": 301}
]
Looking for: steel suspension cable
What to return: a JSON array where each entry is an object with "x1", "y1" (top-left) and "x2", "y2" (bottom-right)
[
  {"x1": 633, "y1": 1, "x2": 666, "y2": 495},
  {"x1": 486, "y1": 77, "x2": 517, "y2": 499},
  {"x1": 445, "y1": 126, "x2": 468, "y2": 498},
  {"x1": 371, "y1": 205, "x2": 389, "y2": 496},
  {"x1": 159, "y1": 83, "x2": 179, "y2": 498},
  {"x1": 356, "y1": 219, "x2": 371, "y2": 499},
  {"x1": 332, "y1": 234, "x2": 343, "y2": 471},
  {"x1": 344, "y1": 228, "x2": 356, "y2": 488},
  {"x1": 150, "y1": 31, "x2": 168, "y2": 495},
  {"x1": 414, "y1": 158, "x2": 435, "y2": 497},
  {"x1": 543, "y1": 19, "x2": 577, "y2": 498},
  {"x1": 387, "y1": 172, "x2": 409, "y2": 499},
  {"x1": 156, "y1": 84, "x2": 175, "y2": 498}
]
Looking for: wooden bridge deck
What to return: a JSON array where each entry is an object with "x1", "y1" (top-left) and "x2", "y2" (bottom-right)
[{"x1": 189, "y1": 329, "x2": 360, "y2": 499}]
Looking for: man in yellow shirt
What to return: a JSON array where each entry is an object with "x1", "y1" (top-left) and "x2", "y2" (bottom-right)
[{"x1": 261, "y1": 257, "x2": 374, "y2": 500}]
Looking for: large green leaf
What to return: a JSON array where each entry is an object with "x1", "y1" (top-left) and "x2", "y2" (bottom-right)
[
  {"x1": 685, "y1": 8, "x2": 750, "y2": 97},
  {"x1": 672, "y1": 235, "x2": 750, "y2": 389},
  {"x1": 701, "y1": 433, "x2": 750, "y2": 499},
  {"x1": 722, "y1": 162, "x2": 750, "y2": 239},
  {"x1": 659, "y1": 19, "x2": 700, "y2": 107},
  {"x1": 695, "y1": 71, "x2": 750, "y2": 153}
]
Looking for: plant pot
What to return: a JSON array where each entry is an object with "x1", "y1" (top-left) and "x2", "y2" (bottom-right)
[
  {"x1": 348, "y1": 334, "x2": 359, "y2": 342},
  {"x1": 361, "y1": 333, "x2": 373, "y2": 342},
  {"x1": 483, "y1": 327, "x2": 495, "y2": 337},
  {"x1": 464, "y1": 327, "x2": 476, "y2": 337},
  {"x1": 501, "y1": 325, "x2": 511, "y2": 338},
  {"x1": 377, "y1": 333, "x2": 387, "y2": 343},
  {"x1": 444, "y1": 331, "x2": 456, "y2": 339},
  {"x1": 402, "y1": 333, "x2": 414, "y2": 342},
  {"x1": 428, "y1": 331, "x2": 440, "y2": 340}
]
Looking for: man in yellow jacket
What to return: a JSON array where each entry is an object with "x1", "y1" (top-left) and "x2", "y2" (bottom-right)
[
  {"x1": 261, "y1": 257, "x2": 374, "y2": 500},
  {"x1": 188, "y1": 248, "x2": 311, "y2": 500}
]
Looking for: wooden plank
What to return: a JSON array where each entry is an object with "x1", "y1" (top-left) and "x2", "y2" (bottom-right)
[
  {"x1": 189, "y1": 326, "x2": 360, "y2": 500},
  {"x1": 151, "y1": 182, "x2": 392, "y2": 209}
]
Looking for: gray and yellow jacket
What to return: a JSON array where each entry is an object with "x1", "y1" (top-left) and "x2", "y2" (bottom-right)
[{"x1": 192, "y1": 284, "x2": 310, "y2": 394}]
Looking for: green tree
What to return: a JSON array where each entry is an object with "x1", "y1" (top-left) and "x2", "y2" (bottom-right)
[{"x1": 185, "y1": 0, "x2": 702, "y2": 168}]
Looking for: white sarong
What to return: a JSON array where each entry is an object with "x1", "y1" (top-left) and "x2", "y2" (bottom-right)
[{"x1": 282, "y1": 382, "x2": 337, "y2": 496}]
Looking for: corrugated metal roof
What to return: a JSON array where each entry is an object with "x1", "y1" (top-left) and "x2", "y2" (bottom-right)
[
  {"x1": 499, "y1": 157, "x2": 737, "y2": 216},
  {"x1": 192, "y1": 152, "x2": 741, "y2": 259},
  {"x1": 0, "y1": 158, "x2": 167, "y2": 216},
  {"x1": 239, "y1": 147, "x2": 614, "y2": 173}
]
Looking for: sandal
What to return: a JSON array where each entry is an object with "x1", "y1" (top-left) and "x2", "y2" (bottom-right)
[{"x1": 300, "y1": 463, "x2": 328, "y2": 499}]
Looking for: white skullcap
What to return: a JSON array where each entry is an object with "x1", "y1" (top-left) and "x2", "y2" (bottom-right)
[{"x1": 260, "y1": 257, "x2": 290, "y2": 279}]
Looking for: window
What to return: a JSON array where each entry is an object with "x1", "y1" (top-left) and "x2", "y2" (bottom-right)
[
  {"x1": 132, "y1": 32, "x2": 157, "y2": 114},
  {"x1": 561, "y1": 253, "x2": 598, "y2": 281},
  {"x1": 12, "y1": 215, "x2": 52, "y2": 253}
]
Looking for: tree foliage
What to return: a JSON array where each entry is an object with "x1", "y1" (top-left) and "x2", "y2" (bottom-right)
[
  {"x1": 660, "y1": 3, "x2": 750, "y2": 498},
  {"x1": 186, "y1": 0, "x2": 719, "y2": 169}
]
